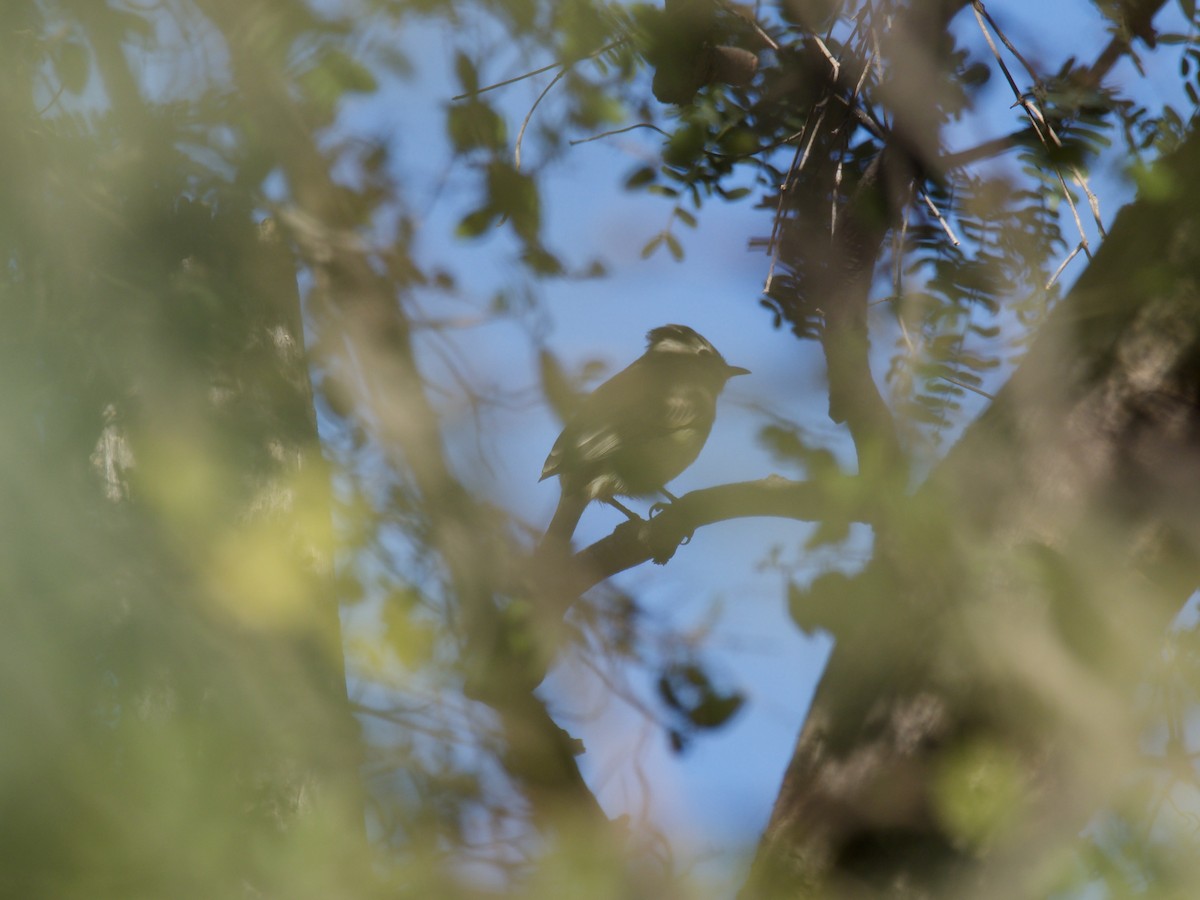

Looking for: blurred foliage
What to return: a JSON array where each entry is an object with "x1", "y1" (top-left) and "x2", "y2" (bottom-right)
[{"x1": 4, "y1": 0, "x2": 1200, "y2": 898}]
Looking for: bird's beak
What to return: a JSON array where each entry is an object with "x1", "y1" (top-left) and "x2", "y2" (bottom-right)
[{"x1": 726, "y1": 365, "x2": 751, "y2": 378}]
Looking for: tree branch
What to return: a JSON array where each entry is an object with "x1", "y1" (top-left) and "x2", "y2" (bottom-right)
[
  {"x1": 209, "y1": 0, "x2": 609, "y2": 839},
  {"x1": 562, "y1": 477, "x2": 869, "y2": 597},
  {"x1": 743, "y1": 100, "x2": 1200, "y2": 900}
]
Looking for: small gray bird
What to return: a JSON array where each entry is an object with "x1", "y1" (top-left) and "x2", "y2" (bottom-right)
[{"x1": 540, "y1": 324, "x2": 749, "y2": 544}]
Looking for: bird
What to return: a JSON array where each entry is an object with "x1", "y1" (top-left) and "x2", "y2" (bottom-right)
[{"x1": 539, "y1": 324, "x2": 749, "y2": 546}]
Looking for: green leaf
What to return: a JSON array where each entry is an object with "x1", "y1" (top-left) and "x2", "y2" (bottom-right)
[
  {"x1": 656, "y1": 662, "x2": 744, "y2": 730},
  {"x1": 571, "y1": 83, "x2": 624, "y2": 129},
  {"x1": 53, "y1": 41, "x2": 89, "y2": 94},
  {"x1": 624, "y1": 166, "x2": 657, "y2": 189},
  {"x1": 456, "y1": 208, "x2": 498, "y2": 238},
  {"x1": 487, "y1": 164, "x2": 540, "y2": 242},
  {"x1": 446, "y1": 101, "x2": 506, "y2": 153},
  {"x1": 522, "y1": 245, "x2": 564, "y2": 275},
  {"x1": 663, "y1": 123, "x2": 706, "y2": 167},
  {"x1": 580, "y1": 259, "x2": 608, "y2": 278},
  {"x1": 321, "y1": 49, "x2": 377, "y2": 94},
  {"x1": 718, "y1": 127, "x2": 760, "y2": 156},
  {"x1": 641, "y1": 234, "x2": 664, "y2": 258},
  {"x1": 674, "y1": 207, "x2": 696, "y2": 227},
  {"x1": 664, "y1": 232, "x2": 683, "y2": 261},
  {"x1": 300, "y1": 48, "x2": 378, "y2": 118},
  {"x1": 454, "y1": 52, "x2": 478, "y2": 94},
  {"x1": 933, "y1": 740, "x2": 1026, "y2": 849}
]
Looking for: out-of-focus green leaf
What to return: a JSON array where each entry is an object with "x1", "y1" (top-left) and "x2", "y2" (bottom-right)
[
  {"x1": 624, "y1": 165, "x2": 656, "y2": 189},
  {"x1": 663, "y1": 123, "x2": 706, "y2": 167},
  {"x1": 933, "y1": 739, "x2": 1026, "y2": 850},
  {"x1": 447, "y1": 100, "x2": 506, "y2": 153},
  {"x1": 487, "y1": 163, "x2": 540, "y2": 242},
  {"x1": 53, "y1": 41, "x2": 89, "y2": 94},
  {"x1": 522, "y1": 245, "x2": 564, "y2": 275},
  {"x1": 456, "y1": 207, "x2": 498, "y2": 238},
  {"x1": 454, "y1": 51, "x2": 478, "y2": 94}
]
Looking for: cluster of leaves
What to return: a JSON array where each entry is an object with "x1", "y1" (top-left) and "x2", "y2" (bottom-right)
[
  {"x1": 13, "y1": 0, "x2": 1200, "y2": 895},
  {"x1": 445, "y1": 0, "x2": 1196, "y2": 444},
  {"x1": 362, "y1": 0, "x2": 1200, "y2": 891}
]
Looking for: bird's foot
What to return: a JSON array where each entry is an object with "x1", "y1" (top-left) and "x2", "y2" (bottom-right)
[{"x1": 605, "y1": 497, "x2": 643, "y2": 522}]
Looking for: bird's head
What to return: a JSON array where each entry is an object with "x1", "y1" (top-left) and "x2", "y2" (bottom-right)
[{"x1": 644, "y1": 324, "x2": 750, "y2": 383}]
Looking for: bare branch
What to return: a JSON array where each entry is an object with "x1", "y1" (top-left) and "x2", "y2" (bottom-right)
[
  {"x1": 450, "y1": 39, "x2": 626, "y2": 102},
  {"x1": 719, "y1": 1, "x2": 781, "y2": 51},
  {"x1": 564, "y1": 477, "x2": 867, "y2": 596},
  {"x1": 515, "y1": 68, "x2": 565, "y2": 170},
  {"x1": 569, "y1": 122, "x2": 672, "y2": 146},
  {"x1": 920, "y1": 190, "x2": 960, "y2": 247}
]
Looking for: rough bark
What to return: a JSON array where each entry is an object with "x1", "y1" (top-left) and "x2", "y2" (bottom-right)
[{"x1": 742, "y1": 116, "x2": 1200, "y2": 900}]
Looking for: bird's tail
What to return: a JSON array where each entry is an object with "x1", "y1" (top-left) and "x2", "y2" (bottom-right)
[{"x1": 540, "y1": 490, "x2": 588, "y2": 551}]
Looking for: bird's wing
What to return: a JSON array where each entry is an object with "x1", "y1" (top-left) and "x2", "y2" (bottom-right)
[{"x1": 540, "y1": 365, "x2": 703, "y2": 479}]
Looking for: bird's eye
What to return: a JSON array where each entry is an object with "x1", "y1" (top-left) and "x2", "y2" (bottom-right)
[{"x1": 697, "y1": 347, "x2": 713, "y2": 357}]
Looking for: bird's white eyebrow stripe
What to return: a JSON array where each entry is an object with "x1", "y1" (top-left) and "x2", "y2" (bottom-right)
[{"x1": 653, "y1": 337, "x2": 707, "y2": 354}]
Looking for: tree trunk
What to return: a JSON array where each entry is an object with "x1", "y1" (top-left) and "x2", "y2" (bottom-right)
[
  {"x1": 0, "y1": 34, "x2": 367, "y2": 890},
  {"x1": 743, "y1": 121, "x2": 1200, "y2": 899}
]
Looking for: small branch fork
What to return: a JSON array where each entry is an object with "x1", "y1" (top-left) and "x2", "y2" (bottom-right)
[
  {"x1": 450, "y1": 39, "x2": 625, "y2": 102},
  {"x1": 971, "y1": 0, "x2": 1106, "y2": 276},
  {"x1": 451, "y1": 40, "x2": 627, "y2": 171},
  {"x1": 514, "y1": 68, "x2": 564, "y2": 170}
]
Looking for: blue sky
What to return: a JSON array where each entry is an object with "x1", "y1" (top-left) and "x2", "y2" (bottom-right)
[{"x1": 332, "y1": 0, "x2": 1195, "y2": 885}]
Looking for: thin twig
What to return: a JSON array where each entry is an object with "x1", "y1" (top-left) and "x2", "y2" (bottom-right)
[
  {"x1": 569, "y1": 122, "x2": 671, "y2": 146},
  {"x1": 939, "y1": 373, "x2": 994, "y2": 400},
  {"x1": 764, "y1": 141, "x2": 805, "y2": 294},
  {"x1": 36, "y1": 76, "x2": 68, "y2": 115},
  {"x1": 973, "y1": 4, "x2": 1024, "y2": 100},
  {"x1": 869, "y1": 6, "x2": 886, "y2": 85},
  {"x1": 1019, "y1": 101, "x2": 1106, "y2": 238},
  {"x1": 849, "y1": 40, "x2": 875, "y2": 104},
  {"x1": 720, "y1": 0, "x2": 780, "y2": 51},
  {"x1": 451, "y1": 39, "x2": 624, "y2": 101},
  {"x1": 1045, "y1": 241, "x2": 1084, "y2": 290},
  {"x1": 763, "y1": 94, "x2": 832, "y2": 294},
  {"x1": 796, "y1": 103, "x2": 829, "y2": 180},
  {"x1": 831, "y1": 157, "x2": 843, "y2": 236},
  {"x1": 763, "y1": 176, "x2": 795, "y2": 293},
  {"x1": 811, "y1": 33, "x2": 841, "y2": 81},
  {"x1": 897, "y1": 315, "x2": 917, "y2": 360},
  {"x1": 515, "y1": 68, "x2": 565, "y2": 170},
  {"x1": 452, "y1": 59, "x2": 561, "y2": 102},
  {"x1": 920, "y1": 190, "x2": 961, "y2": 246},
  {"x1": 893, "y1": 202, "x2": 911, "y2": 303},
  {"x1": 974, "y1": 2, "x2": 1041, "y2": 86},
  {"x1": 1048, "y1": 161, "x2": 1092, "y2": 260},
  {"x1": 941, "y1": 132, "x2": 1021, "y2": 169},
  {"x1": 1072, "y1": 163, "x2": 1107, "y2": 237},
  {"x1": 975, "y1": 4, "x2": 1098, "y2": 263}
]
